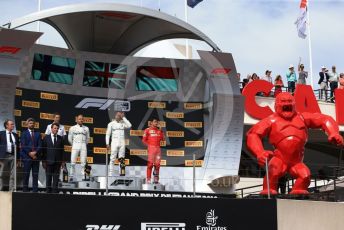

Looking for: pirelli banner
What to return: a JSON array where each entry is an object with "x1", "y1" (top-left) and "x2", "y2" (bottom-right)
[{"x1": 14, "y1": 88, "x2": 204, "y2": 167}]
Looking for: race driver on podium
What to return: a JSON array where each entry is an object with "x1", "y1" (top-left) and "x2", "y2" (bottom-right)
[{"x1": 142, "y1": 118, "x2": 165, "y2": 184}]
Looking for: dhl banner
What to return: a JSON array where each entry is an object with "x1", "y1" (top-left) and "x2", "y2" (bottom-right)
[{"x1": 15, "y1": 88, "x2": 204, "y2": 167}]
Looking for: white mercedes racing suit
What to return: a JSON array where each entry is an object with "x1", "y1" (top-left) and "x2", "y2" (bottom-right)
[
  {"x1": 105, "y1": 117, "x2": 132, "y2": 175},
  {"x1": 68, "y1": 124, "x2": 90, "y2": 177}
]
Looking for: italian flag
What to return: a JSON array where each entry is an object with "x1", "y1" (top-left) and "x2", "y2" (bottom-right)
[{"x1": 295, "y1": 0, "x2": 308, "y2": 39}]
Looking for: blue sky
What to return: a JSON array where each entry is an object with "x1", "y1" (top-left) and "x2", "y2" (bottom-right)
[{"x1": 1, "y1": 0, "x2": 344, "y2": 88}]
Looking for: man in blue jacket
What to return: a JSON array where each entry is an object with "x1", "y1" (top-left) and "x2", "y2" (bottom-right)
[
  {"x1": 0, "y1": 119, "x2": 19, "y2": 191},
  {"x1": 20, "y1": 118, "x2": 42, "y2": 192}
]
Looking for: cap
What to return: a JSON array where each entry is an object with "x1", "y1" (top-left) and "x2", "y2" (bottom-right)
[{"x1": 289, "y1": 64, "x2": 294, "y2": 69}]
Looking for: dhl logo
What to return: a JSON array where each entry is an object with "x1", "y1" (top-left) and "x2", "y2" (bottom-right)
[
  {"x1": 184, "y1": 103, "x2": 203, "y2": 110},
  {"x1": 185, "y1": 141, "x2": 203, "y2": 147},
  {"x1": 166, "y1": 112, "x2": 184, "y2": 119},
  {"x1": 130, "y1": 130, "x2": 144, "y2": 136},
  {"x1": 184, "y1": 122, "x2": 203, "y2": 128},
  {"x1": 130, "y1": 149, "x2": 148, "y2": 156},
  {"x1": 185, "y1": 160, "x2": 203, "y2": 167},
  {"x1": 167, "y1": 131, "x2": 184, "y2": 138},
  {"x1": 94, "y1": 128, "x2": 106, "y2": 134},
  {"x1": 22, "y1": 100, "x2": 40, "y2": 108},
  {"x1": 148, "y1": 102, "x2": 166, "y2": 109},
  {"x1": 40, "y1": 113, "x2": 55, "y2": 120},
  {"x1": 167, "y1": 150, "x2": 185, "y2": 156},
  {"x1": 40, "y1": 92, "x2": 58, "y2": 101},
  {"x1": 14, "y1": 110, "x2": 21, "y2": 117},
  {"x1": 21, "y1": 121, "x2": 39, "y2": 129},
  {"x1": 15, "y1": 89, "x2": 22, "y2": 96}
]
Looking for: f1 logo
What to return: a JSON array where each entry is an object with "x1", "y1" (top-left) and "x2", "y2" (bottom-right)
[
  {"x1": 0, "y1": 46, "x2": 21, "y2": 54},
  {"x1": 85, "y1": 225, "x2": 121, "y2": 230},
  {"x1": 75, "y1": 98, "x2": 130, "y2": 111}
]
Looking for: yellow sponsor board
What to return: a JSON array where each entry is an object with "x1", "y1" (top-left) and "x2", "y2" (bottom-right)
[
  {"x1": 93, "y1": 147, "x2": 107, "y2": 154},
  {"x1": 40, "y1": 113, "x2": 55, "y2": 120},
  {"x1": 125, "y1": 139, "x2": 129, "y2": 146},
  {"x1": 166, "y1": 112, "x2": 184, "y2": 119},
  {"x1": 185, "y1": 141, "x2": 203, "y2": 147},
  {"x1": 130, "y1": 149, "x2": 148, "y2": 156},
  {"x1": 130, "y1": 130, "x2": 144, "y2": 136},
  {"x1": 77, "y1": 157, "x2": 93, "y2": 164},
  {"x1": 114, "y1": 159, "x2": 130, "y2": 165},
  {"x1": 184, "y1": 122, "x2": 203, "y2": 128},
  {"x1": 167, "y1": 150, "x2": 185, "y2": 156},
  {"x1": 160, "y1": 160, "x2": 167, "y2": 166},
  {"x1": 184, "y1": 103, "x2": 203, "y2": 110},
  {"x1": 22, "y1": 100, "x2": 40, "y2": 108},
  {"x1": 185, "y1": 160, "x2": 203, "y2": 167},
  {"x1": 16, "y1": 89, "x2": 22, "y2": 96},
  {"x1": 14, "y1": 109, "x2": 21, "y2": 117},
  {"x1": 21, "y1": 121, "x2": 39, "y2": 129},
  {"x1": 89, "y1": 137, "x2": 93, "y2": 144},
  {"x1": 160, "y1": 140, "x2": 166, "y2": 147},
  {"x1": 76, "y1": 116, "x2": 93, "y2": 124},
  {"x1": 148, "y1": 102, "x2": 166, "y2": 109},
  {"x1": 94, "y1": 128, "x2": 106, "y2": 134},
  {"x1": 64, "y1": 145, "x2": 72, "y2": 152},
  {"x1": 17, "y1": 131, "x2": 21, "y2": 137},
  {"x1": 40, "y1": 92, "x2": 58, "y2": 101},
  {"x1": 167, "y1": 131, "x2": 184, "y2": 138},
  {"x1": 148, "y1": 121, "x2": 166, "y2": 127}
]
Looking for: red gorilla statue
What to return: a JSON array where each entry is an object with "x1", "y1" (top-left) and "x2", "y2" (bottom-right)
[{"x1": 247, "y1": 92, "x2": 343, "y2": 195}]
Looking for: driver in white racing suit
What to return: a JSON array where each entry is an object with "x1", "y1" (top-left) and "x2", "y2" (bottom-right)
[
  {"x1": 106, "y1": 112, "x2": 132, "y2": 176},
  {"x1": 68, "y1": 114, "x2": 90, "y2": 179}
]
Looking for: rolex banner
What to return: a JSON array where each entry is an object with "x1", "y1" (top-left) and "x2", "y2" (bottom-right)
[{"x1": 14, "y1": 88, "x2": 204, "y2": 167}]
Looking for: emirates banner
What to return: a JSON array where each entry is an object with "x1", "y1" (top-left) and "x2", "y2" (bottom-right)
[{"x1": 14, "y1": 88, "x2": 204, "y2": 167}]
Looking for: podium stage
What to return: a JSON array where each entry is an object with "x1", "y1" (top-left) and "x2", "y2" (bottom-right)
[{"x1": 1, "y1": 192, "x2": 344, "y2": 230}]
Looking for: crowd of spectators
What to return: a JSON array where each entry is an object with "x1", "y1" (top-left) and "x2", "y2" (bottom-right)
[{"x1": 238, "y1": 64, "x2": 344, "y2": 103}]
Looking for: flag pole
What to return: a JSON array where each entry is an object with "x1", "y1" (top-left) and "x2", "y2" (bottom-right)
[
  {"x1": 184, "y1": 0, "x2": 189, "y2": 59},
  {"x1": 306, "y1": 2, "x2": 314, "y2": 89}
]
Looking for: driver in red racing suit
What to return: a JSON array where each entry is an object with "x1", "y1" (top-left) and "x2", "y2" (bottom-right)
[{"x1": 142, "y1": 118, "x2": 165, "y2": 184}]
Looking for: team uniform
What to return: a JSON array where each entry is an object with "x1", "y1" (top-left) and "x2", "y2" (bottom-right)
[
  {"x1": 142, "y1": 127, "x2": 165, "y2": 183},
  {"x1": 105, "y1": 117, "x2": 132, "y2": 176},
  {"x1": 68, "y1": 124, "x2": 90, "y2": 177},
  {"x1": 45, "y1": 123, "x2": 67, "y2": 136}
]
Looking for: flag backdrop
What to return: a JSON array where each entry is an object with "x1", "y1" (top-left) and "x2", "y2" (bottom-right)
[{"x1": 295, "y1": 0, "x2": 308, "y2": 39}]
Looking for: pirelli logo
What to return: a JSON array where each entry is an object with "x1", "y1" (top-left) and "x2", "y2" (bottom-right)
[
  {"x1": 64, "y1": 125, "x2": 71, "y2": 132},
  {"x1": 148, "y1": 121, "x2": 166, "y2": 127},
  {"x1": 148, "y1": 102, "x2": 166, "y2": 109},
  {"x1": 40, "y1": 113, "x2": 54, "y2": 120},
  {"x1": 185, "y1": 141, "x2": 203, "y2": 147},
  {"x1": 21, "y1": 121, "x2": 39, "y2": 129},
  {"x1": 167, "y1": 150, "x2": 184, "y2": 156},
  {"x1": 115, "y1": 159, "x2": 130, "y2": 165},
  {"x1": 167, "y1": 131, "x2": 184, "y2": 138},
  {"x1": 76, "y1": 116, "x2": 93, "y2": 124},
  {"x1": 160, "y1": 159, "x2": 167, "y2": 166},
  {"x1": 93, "y1": 147, "x2": 107, "y2": 154},
  {"x1": 22, "y1": 100, "x2": 40, "y2": 108},
  {"x1": 77, "y1": 157, "x2": 93, "y2": 164},
  {"x1": 14, "y1": 109, "x2": 21, "y2": 117},
  {"x1": 40, "y1": 92, "x2": 58, "y2": 101},
  {"x1": 184, "y1": 122, "x2": 203, "y2": 128},
  {"x1": 130, "y1": 130, "x2": 144, "y2": 136},
  {"x1": 94, "y1": 128, "x2": 106, "y2": 134},
  {"x1": 130, "y1": 149, "x2": 147, "y2": 156},
  {"x1": 184, "y1": 103, "x2": 203, "y2": 110},
  {"x1": 185, "y1": 160, "x2": 203, "y2": 167},
  {"x1": 16, "y1": 89, "x2": 22, "y2": 96},
  {"x1": 166, "y1": 112, "x2": 184, "y2": 119},
  {"x1": 89, "y1": 137, "x2": 93, "y2": 144},
  {"x1": 160, "y1": 140, "x2": 166, "y2": 147},
  {"x1": 64, "y1": 145, "x2": 72, "y2": 152}
]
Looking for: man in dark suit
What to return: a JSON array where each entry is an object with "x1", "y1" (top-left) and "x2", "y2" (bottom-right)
[
  {"x1": 0, "y1": 119, "x2": 19, "y2": 191},
  {"x1": 42, "y1": 123, "x2": 65, "y2": 193},
  {"x1": 20, "y1": 118, "x2": 42, "y2": 192}
]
